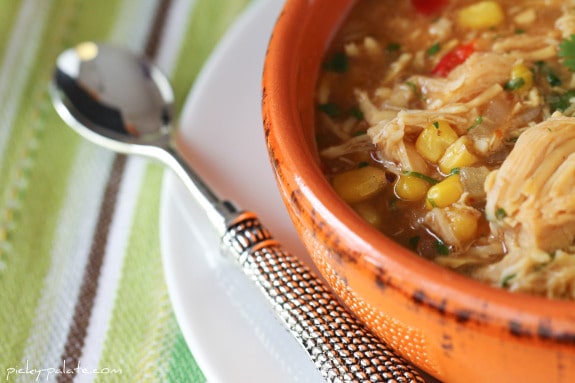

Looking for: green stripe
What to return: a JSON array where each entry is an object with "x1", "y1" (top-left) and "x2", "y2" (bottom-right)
[
  {"x1": 0, "y1": 0, "x2": 124, "y2": 372},
  {"x1": 171, "y1": 0, "x2": 252, "y2": 112},
  {"x1": 166, "y1": 318, "x2": 206, "y2": 383},
  {"x1": 0, "y1": 1, "x2": 20, "y2": 64}
]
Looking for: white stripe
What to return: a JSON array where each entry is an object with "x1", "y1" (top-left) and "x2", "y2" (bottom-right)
[
  {"x1": 155, "y1": 0, "x2": 197, "y2": 74},
  {"x1": 109, "y1": 0, "x2": 159, "y2": 53},
  {"x1": 74, "y1": 157, "x2": 147, "y2": 383},
  {"x1": 0, "y1": 0, "x2": 52, "y2": 175},
  {"x1": 17, "y1": 144, "x2": 114, "y2": 383}
]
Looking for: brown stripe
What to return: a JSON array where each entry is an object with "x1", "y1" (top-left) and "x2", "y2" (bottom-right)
[
  {"x1": 144, "y1": 0, "x2": 173, "y2": 58},
  {"x1": 56, "y1": 0, "x2": 174, "y2": 381},
  {"x1": 57, "y1": 154, "x2": 126, "y2": 383}
]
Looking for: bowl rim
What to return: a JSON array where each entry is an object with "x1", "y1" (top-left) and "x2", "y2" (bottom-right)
[{"x1": 263, "y1": 0, "x2": 575, "y2": 341}]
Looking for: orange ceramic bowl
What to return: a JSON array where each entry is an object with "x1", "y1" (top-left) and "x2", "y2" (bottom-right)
[{"x1": 262, "y1": 1, "x2": 575, "y2": 382}]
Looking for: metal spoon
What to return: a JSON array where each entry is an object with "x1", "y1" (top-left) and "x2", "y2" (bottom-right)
[{"x1": 50, "y1": 42, "x2": 424, "y2": 383}]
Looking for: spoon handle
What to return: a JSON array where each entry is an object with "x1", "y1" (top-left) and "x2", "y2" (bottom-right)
[{"x1": 222, "y1": 211, "x2": 425, "y2": 383}]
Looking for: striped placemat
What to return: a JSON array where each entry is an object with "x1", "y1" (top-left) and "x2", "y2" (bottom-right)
[{"x1": 0, "y1": 0, "x2": 253, "y2": 381}]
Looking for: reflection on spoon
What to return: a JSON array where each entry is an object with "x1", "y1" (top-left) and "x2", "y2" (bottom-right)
[
  {"x1": 58, "y1": 42, "x2": 174, "y2": 136},
  {"x1": 50, "y1": 42, "x2": 425, "y2": 383},
  {"x1": 52, "y1": 41, "x2": 228, "y2": 231}
]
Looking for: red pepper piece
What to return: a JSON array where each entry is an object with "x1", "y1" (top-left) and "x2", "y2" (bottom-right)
[
  {"x1": 411, "y1": 0, "x2": 448, "y2": 15},
  {"x1": 432, "y1": 42, "x2": 476, "y2": 77}
]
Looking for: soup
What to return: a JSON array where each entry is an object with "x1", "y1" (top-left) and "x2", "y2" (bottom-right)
[{"x1": 315, "y1": 0, "x2": 575, "y2": 299}]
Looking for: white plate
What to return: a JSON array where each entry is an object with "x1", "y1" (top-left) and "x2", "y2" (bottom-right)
[{"x1": 159, "y1": 1, "x2": 324, "y2": 382}]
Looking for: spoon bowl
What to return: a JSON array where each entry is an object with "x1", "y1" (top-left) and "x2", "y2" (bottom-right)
[
  {"x1": 52, "y1": 42, "x2": 174, "y2": 153},
  {"x1": 52, "y1": 42, "x2": 230, "y2": 230}
]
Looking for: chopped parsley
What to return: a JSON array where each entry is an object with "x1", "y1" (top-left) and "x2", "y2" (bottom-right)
[
  {"x1": 386, "y1": 42, "x2": 401, "y2": 53},
  {"x1": 350, "y1": 106, "x2": 364, "y2": 121},
  {"x1": 546, "y1": 70, "x2": 562, "y2": 87},
  {"x1": 435, "y1": 239, "x2": 450, "y2": 255},
  {"x1": 323, "y1": 52, "x2": 349, "y2": 73},
  {"x1": 409, "y1": 236, "x2": 420, "y2": 250},
  {"x1": 501, "y1": 274, "x2": 516, "y2": 288},
  {"x1": 388, "y1": 196, "x2": 398, "y2": 211},
  {"x1": 405, "y1": 81, "x2": 424, "y2": 100},
  {"x1": 535, "y1": 61, "x2": 562, "y2": 87},
  {"x1": 319, "y1": 103, "x2": 367, "y2": 121},
  {"x1": 467, "y1": 116, "x2": 483, "y2": 131},
  {"x1": 504, "y1": 77, "x2": 525, "y2": 91},
  {"x1": 548, "y1": 89, "x2": 575, "y2": 112},
  {"x1": 432, "y1": 121, "x2": 440, "y2": 129},
  {"x1": 550, "y1": 251, "x2": 557, "y2": 261},
  {"x1": 427, "y1": 42, "x2": 441, "y2": 56},
  {"x1": 405, "y1": 81, "x2": 418, "y2": 92},
  {"x1": 402, "y1": 170, "x2": 439, "y2": 184},
  {"x1": 558, "y1": 34, "x2": 575, "y2": 71},
  {"x1": 495, "y1": 207, "x2": 507, "y2": 220},
  {"x1": 318, "y1": 103, "x2": 341, "y2": 117}
]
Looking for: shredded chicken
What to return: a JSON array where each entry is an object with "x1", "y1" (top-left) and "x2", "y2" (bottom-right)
[
  {"x1": 320, "y1": 134, "x2": 373, "y2": 159},
  {"x1": 492, "y1": 34, "x2": 559, "y2": 61},
  {"x1": 384, "y1": 53, "x2": 413, "y2": 84},
  {"x1": 556, "y1": 10, "x2": 575, "y2": 38},
  {"x1": 410, "y1": 52, "x2": 515, "y2": 109},
  {"x1": 485, "y1": 113, "x2": 575, "y2": 252},
  {"x1": 513, "y1": 8, "x2": 536, "y2": 25},
  {"x1": 472, "y1": 248, "x2": 575, "y2": 299}
]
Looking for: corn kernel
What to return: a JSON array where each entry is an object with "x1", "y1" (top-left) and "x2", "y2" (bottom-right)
[
  {"x1": 507, "y1": 63, "x2": 534, "y2": 92},
  {"x1": 426, "y1": 174, "x2": 463, "y2": 209},
  {"x1": 354, "y1": 200, "x2": 383, "y2": 228},
  {"x1": 332, "y1": 166, "x2": 388, "y2": 204},
  {"x1": 446, "y1": 208, "x2": 479, "y2": 244},
  {"x1": 394, "y1": 175, "x2": 429, "y2": 201},
  {"x1": 457, "y1": 1, "x2": 505, "y2": 29},
  {"x1": 439, "y1": 137, "x2": 479, "y2": 174},
  {"x1": 415, "y1": 120, "x2": 459, "y2": 163}
]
